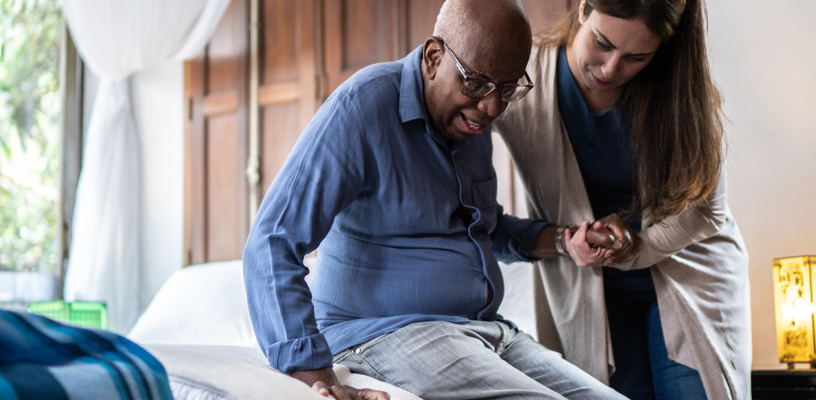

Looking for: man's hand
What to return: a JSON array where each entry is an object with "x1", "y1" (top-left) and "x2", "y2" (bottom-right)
[
  {"x1": 583, "y1": 225, "x2": 620, "y2": 250},
  {"x1": 290, "y1": 367, "x2": 390, "y2": 400},
  {"x1": 591, "y1": 214, "x2": 642, "y2": 266}
]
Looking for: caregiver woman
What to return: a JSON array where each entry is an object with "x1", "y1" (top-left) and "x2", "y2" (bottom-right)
[{"x1": 492, "y1": 0, "x2": 751, "y2": 399}]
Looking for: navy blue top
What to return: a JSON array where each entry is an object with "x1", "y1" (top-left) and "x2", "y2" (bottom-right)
[
  {"x1": 243, "y1": 45, "x2": 548, "y2": 372},
  {"x1": 555, "y1": 47, "x2": 653, "y2": 290}
]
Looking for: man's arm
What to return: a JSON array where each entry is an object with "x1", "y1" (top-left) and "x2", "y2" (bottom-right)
[
  {"x1": 243, "y1": 94, "x2": 366, "y2": 373},
  {"x1": 527, "y1": 223, "x2": 619, "y2": 259},
  {"x1": 243, "y1": 94, "x2": 364, "y2": 373},
  {"x1": 489, "y1": 206, "x2": 551, "y2": 263},
  {"x1": 491, "y1": 207, "x2": 628, "y2": 266},
  {"x1": 243, "y1": 93, "x2": 388, "y2": 400}
]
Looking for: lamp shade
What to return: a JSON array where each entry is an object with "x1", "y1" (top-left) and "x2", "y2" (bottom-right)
[{"x1": 773, "y1": 256, "x2": 816, "y2": 363}]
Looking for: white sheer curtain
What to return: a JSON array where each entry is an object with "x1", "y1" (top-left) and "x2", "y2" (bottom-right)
[{"x1": 63, "y1": 0, "x2": 230, "y2": 332}]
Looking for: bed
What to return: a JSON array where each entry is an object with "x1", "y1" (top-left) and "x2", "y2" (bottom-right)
[{"x1": 127, "y1": 259, "x2": 536, "y2": 400}]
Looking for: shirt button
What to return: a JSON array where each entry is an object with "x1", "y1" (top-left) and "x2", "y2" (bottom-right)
[{"x1": 355, "y1": 348, "x2": 361, "y2": 355}]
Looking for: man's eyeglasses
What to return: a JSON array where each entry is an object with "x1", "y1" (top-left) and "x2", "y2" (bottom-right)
[{"x1": 436, "y1": 36, "x2": 534, "y2": 102}]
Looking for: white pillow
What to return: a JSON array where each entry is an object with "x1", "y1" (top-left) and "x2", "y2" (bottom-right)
[{"x1": 128, "y1": 260, "x2": 257, "y2": 347}]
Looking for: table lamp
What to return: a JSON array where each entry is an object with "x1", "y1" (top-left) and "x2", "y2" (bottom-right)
[{"x1": 773, "y1": 256, "x2": 816, "y2": 369}]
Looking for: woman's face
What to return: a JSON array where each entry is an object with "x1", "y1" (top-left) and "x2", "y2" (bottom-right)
[{"x1": 568, "y1": 2, "x2": 662, "y2": 98}]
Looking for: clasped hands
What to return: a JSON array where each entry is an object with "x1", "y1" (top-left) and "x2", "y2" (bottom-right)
[{"x1": 564, "y1": 213, "x2": 642, "y2": 268}]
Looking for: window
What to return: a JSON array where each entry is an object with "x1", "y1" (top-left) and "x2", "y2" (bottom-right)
[{"x1": 0, "y1": 0, "x2": 64, "y2": 302}]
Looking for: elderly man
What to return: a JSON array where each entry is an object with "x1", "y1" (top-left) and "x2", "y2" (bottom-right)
[{"x1": 243, "y1": 1, "x2": 631, "y2": 399}]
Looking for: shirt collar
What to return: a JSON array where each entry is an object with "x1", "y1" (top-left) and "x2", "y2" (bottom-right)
[{"x1": 399, "y1": 45, "x2": 430, "y2": 124}]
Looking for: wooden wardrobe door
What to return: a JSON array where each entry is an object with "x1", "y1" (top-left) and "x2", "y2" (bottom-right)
[
  {"x1": 185, "y1": 0, "x2": 249, "y2": 266},
  {"x1": 404, "y1": 0, "x2": 445, "y2": 51},
  {"x1": 323, "y1": 0, "x2": 403, "y2": 94},
  {"x1": 258, "y1": 0, "x2": 319, "y2": 196}
]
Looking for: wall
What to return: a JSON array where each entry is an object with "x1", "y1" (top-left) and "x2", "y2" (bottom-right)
[
  {"x1": 707, "y1": 0, "x2": 816, "y2": 369},
  {"x1": 83, "y1": 61, "x2": 185, "y2": 319}
]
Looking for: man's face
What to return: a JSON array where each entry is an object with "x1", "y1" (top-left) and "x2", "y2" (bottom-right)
[{"x1": 422, "y1": 37, "x2": 530, "y2": 142}]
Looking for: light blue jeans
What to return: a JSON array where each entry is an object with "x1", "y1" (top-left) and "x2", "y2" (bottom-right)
[{"x1": 333, "y1": 321, "x2": 627, "y2": 400}]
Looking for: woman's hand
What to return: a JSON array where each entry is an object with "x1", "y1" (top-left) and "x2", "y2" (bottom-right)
[
  {"x1": 591, "y1": 214, "x2": 641, "y2": 266},
  {"x1": 564, "y1": 221, "x2": 614, "y2": 267}
]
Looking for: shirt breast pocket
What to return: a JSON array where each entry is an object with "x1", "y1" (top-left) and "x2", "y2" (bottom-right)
[{"x1": 471, "y1": 178, "x2": 497, "y2": 232}]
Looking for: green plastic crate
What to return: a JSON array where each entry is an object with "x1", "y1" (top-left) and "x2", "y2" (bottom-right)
[{"x1": 27, "y1": 301, "x2": 107, "y2": 330}]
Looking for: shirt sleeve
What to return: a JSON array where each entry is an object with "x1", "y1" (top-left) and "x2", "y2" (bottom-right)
[
  {"x1": 482, "y1": 123, "x2": 550, "y2": 264},
  {"x1": 242, "y1": 92, "x2": 368, "y2": 372},
  {"x1": 613, "y1": 172, "x2": 730, "y2": 271},
  {"x1": 490, "y1": 203, "x2": 550, "y2": 264}
]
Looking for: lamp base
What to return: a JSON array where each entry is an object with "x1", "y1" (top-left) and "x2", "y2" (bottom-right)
[{"x1": 787, "y1": 362, "x2": 816, "y2": 370}]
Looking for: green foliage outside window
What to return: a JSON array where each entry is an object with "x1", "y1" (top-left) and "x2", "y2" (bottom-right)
[{"x1": 0, "y1": 0, "x2": 62, "y2": 273}]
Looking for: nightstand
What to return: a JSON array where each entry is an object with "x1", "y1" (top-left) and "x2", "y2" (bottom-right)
[{"x1": 752, "y1": 370, "x2": 816, "y2": 399}]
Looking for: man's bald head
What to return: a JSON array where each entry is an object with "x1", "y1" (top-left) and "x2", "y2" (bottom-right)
[
  {"x1": 421, "y1": 0, "x2": 533, "y2": 143},
  {"x1": 433, "y1": 0, "x2": 532, "y2": 60}
]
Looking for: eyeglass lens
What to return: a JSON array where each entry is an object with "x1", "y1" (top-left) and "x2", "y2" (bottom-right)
[
  {"x1": 501, "y1": 85, "x2": 531, "y2": 101},
  {"x1": 462, "y1": 80, "x2": 531, "y2": 102}
]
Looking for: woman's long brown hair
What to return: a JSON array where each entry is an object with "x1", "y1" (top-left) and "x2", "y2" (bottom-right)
[{"x1": 538, "y1": 0, "x2": 724, "y2": 223}]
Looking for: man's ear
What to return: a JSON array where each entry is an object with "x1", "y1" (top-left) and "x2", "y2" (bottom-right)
[{"x1": 422, "y1": 37, "x2": 443, "y2": 80}]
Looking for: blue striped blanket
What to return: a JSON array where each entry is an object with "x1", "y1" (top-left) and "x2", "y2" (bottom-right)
[{"x1": 0, "y1": 309, "x2": 173, "y2": 400}]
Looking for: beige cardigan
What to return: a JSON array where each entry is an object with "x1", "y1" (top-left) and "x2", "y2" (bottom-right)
[{"x1": 493, "y1": 45, "x2": 752, "y2": 400}]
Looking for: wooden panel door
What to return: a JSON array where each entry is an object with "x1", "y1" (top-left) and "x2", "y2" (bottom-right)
[
  {"x1": 404, "y1": 0, "x2": 445, "y2": 52},
  {"x1": 185, "y1": 0, "x2": 249, "y2": 266},
  {"x1": 258, "y1": 0, "x2": 319, "y2": 196},
  {"x1": 323, "y1": 0, "x2": 404, "y2": 94}
]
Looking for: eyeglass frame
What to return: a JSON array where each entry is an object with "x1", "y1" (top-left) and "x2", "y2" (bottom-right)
[{"x1": 434, "y1": 36, "x2": 534, "y2": 102}]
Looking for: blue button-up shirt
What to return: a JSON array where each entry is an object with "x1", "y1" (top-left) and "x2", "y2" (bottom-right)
[{"x1": 243, "y1": 45, "x2": 548, "y2": 373}]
